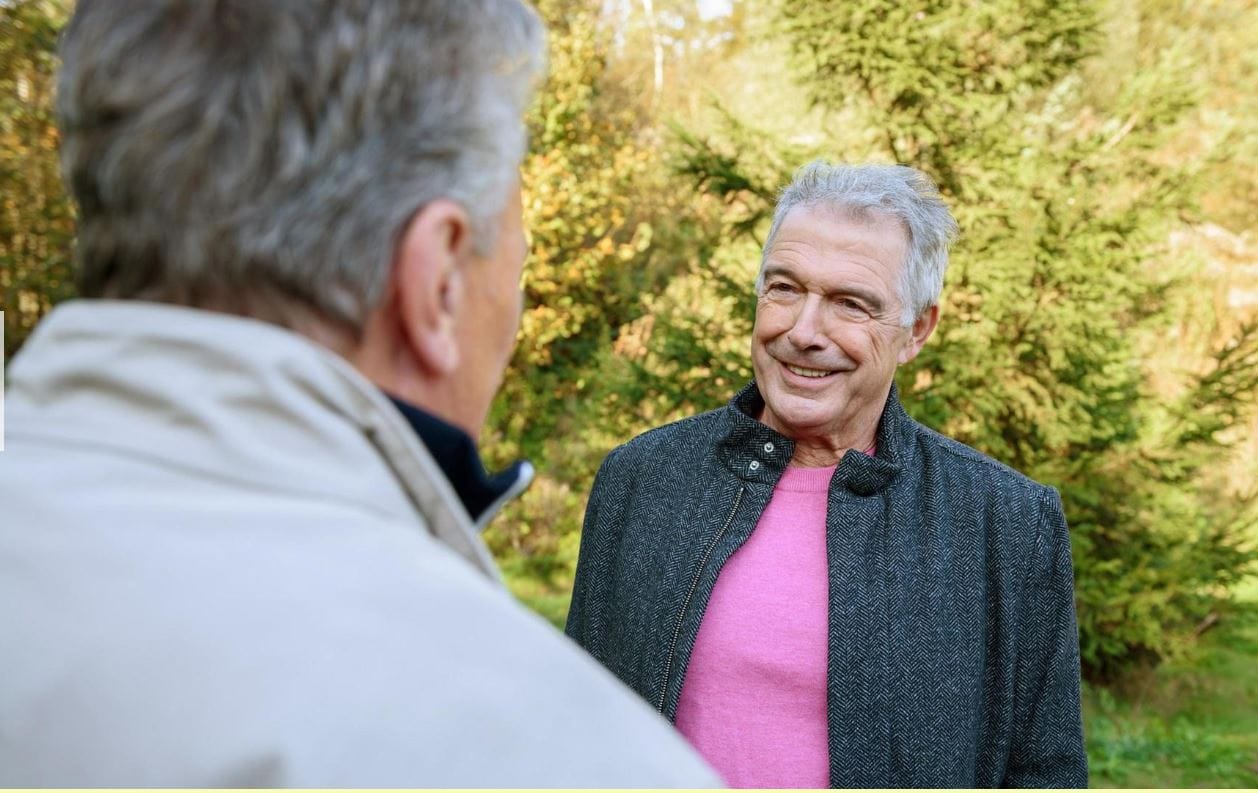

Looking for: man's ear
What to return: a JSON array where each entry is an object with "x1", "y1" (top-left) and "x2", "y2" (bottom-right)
[
  {"x1": 393, "y1": 199, "x2": 473, "y2": 377},
  {"x1": 897, "y1": 304, "x2": 940, "y2": 365}
]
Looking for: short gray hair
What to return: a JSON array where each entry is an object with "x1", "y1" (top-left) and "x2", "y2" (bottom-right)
[
  {"x1": 58, "y1": 0, "x2": 546, "y2": 334},
  {"x1": 758, "y1": 161, "x2": 958, "y2": 326}
]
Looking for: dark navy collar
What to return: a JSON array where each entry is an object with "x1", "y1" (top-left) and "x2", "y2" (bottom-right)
[{"x1": 386, "y1": 394, "x2": 531, "y2": 527}]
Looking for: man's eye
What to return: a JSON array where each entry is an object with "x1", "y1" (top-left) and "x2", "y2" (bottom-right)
[{"x1": 768, "y1": 282, "x2": 795, "y2": 293}]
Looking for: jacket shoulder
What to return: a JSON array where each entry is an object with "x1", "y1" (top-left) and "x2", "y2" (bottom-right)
[
  {"x1": 605, "y1": 406, "x2": 727, "y2": 469},
  {"x1": 910, "y1": 419, "x2": 1057, "y2": 506},
  {"x1": 907, "y1": 420, "x2": 1069, "y2": 594}
]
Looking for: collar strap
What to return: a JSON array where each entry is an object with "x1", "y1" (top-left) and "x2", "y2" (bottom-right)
[
  {"x1": 722, "y1": 381, "x2": 904, "y2": 496},
  {"x1": 386, "y1": 395, "x2": 532, "y2": 527}
]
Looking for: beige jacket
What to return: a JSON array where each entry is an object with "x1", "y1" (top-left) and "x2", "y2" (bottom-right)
[{"x1": 0, "y1": 301, "x2": 720, "y2": 787}]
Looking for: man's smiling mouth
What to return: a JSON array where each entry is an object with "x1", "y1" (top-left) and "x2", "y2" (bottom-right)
[{"x1": 784, "y1": 363, "x2": 837, "y2": 378}]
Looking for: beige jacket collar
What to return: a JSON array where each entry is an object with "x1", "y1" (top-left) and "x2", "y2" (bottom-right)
[{"x1": 9, "y1": 300, "x2": 507, "y2": 581}]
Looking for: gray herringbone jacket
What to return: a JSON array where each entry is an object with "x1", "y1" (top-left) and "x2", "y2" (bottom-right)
[{"x1": 566, "y1": 382, "x2": 1088, "y2": 788}]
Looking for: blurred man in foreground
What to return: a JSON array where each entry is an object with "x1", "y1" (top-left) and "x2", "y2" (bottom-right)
[
  {"x1": 567, "y1": 161, "x2": 1087, "y2": 787},
  {"x1": 0, "y1": 1, "x2": 719, "y2": 786}
]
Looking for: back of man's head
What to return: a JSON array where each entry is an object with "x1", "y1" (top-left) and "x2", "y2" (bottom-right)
[{"x1": 56, "y1": 0, "x2": 545, "y2": 336}]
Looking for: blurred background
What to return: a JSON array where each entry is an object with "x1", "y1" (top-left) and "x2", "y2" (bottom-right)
[{"x1": 3, "y1": 0, "x2": 1256, "y2": 785}]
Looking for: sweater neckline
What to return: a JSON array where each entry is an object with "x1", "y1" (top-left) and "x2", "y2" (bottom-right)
[{"x1": 776, "y1": 464, "x2": 838, "y2": 493}]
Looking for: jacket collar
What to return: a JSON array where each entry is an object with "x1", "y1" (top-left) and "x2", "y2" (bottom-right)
[
  {"x1": 386, "y1": 395, "x2": 533, "y2": 529},
  {"x1": 720, "y1": 380, "x2": 908, "y2": 496},
  {"x1": 11, "y1": 300, "x2": 508, "y2": 581}
]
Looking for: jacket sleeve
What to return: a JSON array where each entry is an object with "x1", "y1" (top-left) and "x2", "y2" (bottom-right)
[
  {"x1": 565, "y1": 446, "x2": 630, "y2": 660},
  {"x1": 1003, "y1": 487, "x2": 1089, "y2": 787}
]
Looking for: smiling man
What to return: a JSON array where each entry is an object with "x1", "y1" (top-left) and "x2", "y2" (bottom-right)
[{"x1": 566, "y1": 161, "x2": 1088, "y2": 788}]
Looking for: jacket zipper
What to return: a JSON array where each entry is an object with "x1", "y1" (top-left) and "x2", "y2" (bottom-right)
[{"x1": 656, "y1": 484, "x2": 746, "y2": 714}]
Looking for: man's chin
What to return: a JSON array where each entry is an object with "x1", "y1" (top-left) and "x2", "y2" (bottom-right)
[{"x1": 761, "y1": 399, "x2": 840, "y2": 439}]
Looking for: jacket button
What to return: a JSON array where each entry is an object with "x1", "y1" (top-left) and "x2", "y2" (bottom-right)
[
  {"x1": 763, "y1": 442, "x2": 775, "y2": 454},
  {"x1": 749, "y1": 460, "x2": 761, "y2": 472}
]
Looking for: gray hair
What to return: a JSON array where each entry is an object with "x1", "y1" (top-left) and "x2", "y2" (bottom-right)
[
  {"x1": 57, "y1": 0, "x2": 546, "y2": 334},
  {"x1": 758, "y1": 161, "x2": 959, "y2": 326}
]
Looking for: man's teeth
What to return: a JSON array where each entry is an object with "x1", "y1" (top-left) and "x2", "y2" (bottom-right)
[{"x1": 786, "y1": 364, "x2": 835, "y2": 378}]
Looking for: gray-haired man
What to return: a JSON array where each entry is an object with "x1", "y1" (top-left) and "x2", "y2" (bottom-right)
[
  {"x1": 567, "y1": 161, "x2": 1088, "y2": 787},
  {"x1": 0, "y1": 1, "x2": 719, "y2": 786}
]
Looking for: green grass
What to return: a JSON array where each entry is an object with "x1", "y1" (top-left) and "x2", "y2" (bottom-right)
[{"x1": 1085, "y1": 584, "x2": 1258, "y2": 787}]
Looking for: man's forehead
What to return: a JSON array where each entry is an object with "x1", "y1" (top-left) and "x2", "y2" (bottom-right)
[
  {"x1": 779, "y1": 201, "x2": 905, "y2": 238},
  {"x1": 766, "y1": 203, "x2": 909, "y2": 264}
]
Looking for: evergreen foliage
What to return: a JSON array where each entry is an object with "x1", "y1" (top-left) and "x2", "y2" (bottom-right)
[
  {"x1": 670, "y1": 0, "x2": 1258, "y2": 679},
  {"x1": 481, "y1": 0, "x2": 726, "y2": 577},
  {"x1": 1, "y1": 0, "x2": 74, "y2": 359}
]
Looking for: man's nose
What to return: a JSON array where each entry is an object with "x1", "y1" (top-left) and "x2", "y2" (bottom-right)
[{"x1": 786, "y1": 295, "x2": 826, "y2": 349}]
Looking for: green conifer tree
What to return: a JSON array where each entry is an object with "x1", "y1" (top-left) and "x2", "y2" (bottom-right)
[{"x1": 671, "y1": 0, "x2": 1258, "y2": 679}]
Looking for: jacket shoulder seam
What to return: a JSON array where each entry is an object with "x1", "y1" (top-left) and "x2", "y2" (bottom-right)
[
  {"x1": 613, "y1": 408, "x2": 725, "y2": 456},
  {"x1": 914, "y1": 422, "x2": 1051, "y2": 497}
]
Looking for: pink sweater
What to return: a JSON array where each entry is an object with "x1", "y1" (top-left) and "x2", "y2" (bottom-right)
[{"x1": 674, "y1": 463, "x2": 837, "y2": 789}]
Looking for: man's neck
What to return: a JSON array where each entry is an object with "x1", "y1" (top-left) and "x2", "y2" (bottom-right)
[
  {"x1": 788, "y1": 434, "x2": 877, "y2": 467},
  {"x1": 758, "y1": 402, "x2": 883, "y2": 468}
]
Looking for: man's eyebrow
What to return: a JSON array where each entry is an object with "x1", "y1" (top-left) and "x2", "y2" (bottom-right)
[
  {"x1": 829, "y1": 285, "x2": 885, "y2": 312},
  {"x1": 760, "y1": 264, "x2": 798, "y2": 282}
]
